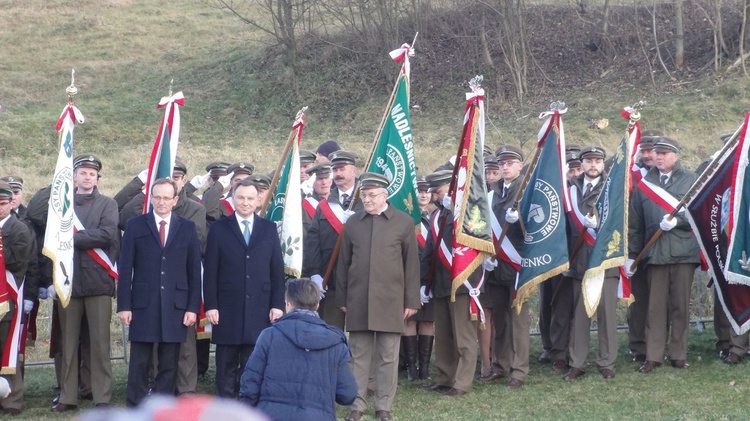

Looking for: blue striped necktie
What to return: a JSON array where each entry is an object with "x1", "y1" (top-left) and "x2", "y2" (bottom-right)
[{"x1": 242, "y1": 220, "x2": 251, "y2": 245}]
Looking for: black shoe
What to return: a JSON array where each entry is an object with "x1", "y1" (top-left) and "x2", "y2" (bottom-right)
[
  {"x1": 719, "y1": 349, "x2": 730, "y2": 360},
  {"x1": 51, "y1": 404, "x2": 78, "y2": 413},
  {"x1": 562, "y1": 368, "x2": 586, "y2": 380},
  {"x1": 723, "y1": 352, "x2": 742, "y2": 364},
  {"x1": 443, "y1": 387, "x2": 468, "y2": 396},
  {"x1": 422, "y1": 382, "x2": 450, "y2": 392}
]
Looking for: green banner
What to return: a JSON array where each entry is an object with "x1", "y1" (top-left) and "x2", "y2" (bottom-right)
[
  {"x1": 367, "y1": 75, "x2": 420, "y2": 224},
  {"x1": 267, "y1": 152, "x2": 292, "y2": 223},
  {"x1": 581, "y1": 136, "x2": 628, "y2": 316},
  {"x1": 516, "y1": 117, "x2": 569, "y2": 305}
]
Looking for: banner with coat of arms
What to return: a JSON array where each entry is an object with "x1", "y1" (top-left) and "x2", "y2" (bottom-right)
[
  {"x1": 449, "y1": 77, "x2": 495, "y2": 323},
  {"x1": 515, "y1": 106, "x2": 570, "y2": 308},
  {"x1": 43, "y1": 102, "x2": 84, "y2": 308}
]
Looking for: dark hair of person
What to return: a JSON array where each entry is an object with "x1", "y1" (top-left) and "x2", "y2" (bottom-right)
[
  {"x1": 151, "y1": 178, "x2": 178, "y2": 197},
  {"x1": 231, "y1": 177, "x2": 259, "y2": 196},
  {"x1": 285, "y1": 278, "x2": 320, "y2": 310}
]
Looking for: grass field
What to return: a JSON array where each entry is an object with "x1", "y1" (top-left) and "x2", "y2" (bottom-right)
[
  {"x1": 10, "y1": 328, "x2": 750, "y2": 420},
  {"x1": 11, "y1": 276, "x2": 738, "y2": 420}
]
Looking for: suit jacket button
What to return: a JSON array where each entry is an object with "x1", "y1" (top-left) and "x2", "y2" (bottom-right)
[
  {"x1": 246, "y1": 255, "x2": 250, "y2": 259},
  {"x1": 161, "y1": 286, "x2": 164, "y2": 290}
]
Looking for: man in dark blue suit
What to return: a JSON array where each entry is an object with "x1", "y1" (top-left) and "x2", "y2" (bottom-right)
[
  {"x1": 116, "y1": 178, "x2": 202, "y2": 407},
  {"x1": 204, "y1": 177, "x2": 285, "y2": 398}
]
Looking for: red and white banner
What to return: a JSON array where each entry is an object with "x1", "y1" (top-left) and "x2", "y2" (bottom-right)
[{"x1": 143, "y1": 92, "x2": 184, "y2": 213}]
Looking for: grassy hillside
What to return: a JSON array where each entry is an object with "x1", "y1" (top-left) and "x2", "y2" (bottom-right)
[{"x1": 1, "y1": 0, "x2": 750, "y2": 197}]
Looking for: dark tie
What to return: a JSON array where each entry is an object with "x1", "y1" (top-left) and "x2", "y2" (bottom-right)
[
  {"x1": 584, "y1": 183, "x2": 592, "y2": 196},
  {"x1": 159, "y1": 220, "x2": 166, "y2": 247},
  {"x1": 242, "y1": 220, "x2": 251, "y2": 246},
  {"x1": 341, "y1": 193, "x2": 350, "y2": 208},
  {"x1": 502, "y1": 186, "x2": 508, "y2": 199},
  {"x1": 661, "y1": 174, "x2": 668, "y2": 187}
]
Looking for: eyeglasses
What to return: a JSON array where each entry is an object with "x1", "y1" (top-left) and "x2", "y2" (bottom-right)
[
  {"x1": 151, "y1": 196, "x2": 176, "y2": 202},
  {"x1": 359, "y1": 191, "x2": 386, "y2": 200}
]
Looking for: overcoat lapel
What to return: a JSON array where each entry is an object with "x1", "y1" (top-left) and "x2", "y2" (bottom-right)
[{"x1": 164, "y1": 215, "x2": 181, "y2": 249}]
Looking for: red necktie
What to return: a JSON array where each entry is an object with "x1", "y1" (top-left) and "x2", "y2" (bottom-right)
[{"x1": 159, "y1": 220, "x2": 166, "y2": 247}]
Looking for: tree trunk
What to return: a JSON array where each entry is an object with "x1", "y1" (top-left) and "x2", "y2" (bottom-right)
[
  {"x1": 675, "y1": 0, "x2": 684, "y2": 69},
  {"x1": 742, "y1": 0, "x2": 748, "y2": 75}
]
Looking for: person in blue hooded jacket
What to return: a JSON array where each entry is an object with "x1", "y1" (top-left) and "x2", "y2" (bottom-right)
[{"x1": 239, "y1": 278, "x2": 357, "y2": 421}]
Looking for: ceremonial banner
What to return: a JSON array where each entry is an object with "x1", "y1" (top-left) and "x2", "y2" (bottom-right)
[
  {"x1": 581, "y1": 137, "x2": 629, "y2": 317},
  {"x1": 726, "y1": 112, "x2": 750, "y2": 286},
  {"x1": 449, "y1": 82, "x2": 495, "y2": 324},
  {"x1": 617, "y1": 106, "x2": 642, "y2": 302},
  {"x1": 266, "y1": 113, "x2": 305, "y2": 278},
  {"x1": 687, "y1": 118, "x2": 750, "y2": 333},
  {"x1": 366, "y1": 43, "x2": 420, "y2": 224},
  {"x1": 43, "y1": 103, "x2": 84, "y2": 308},
  {"x1": 515, "y1": 108, "x2": 569, "y2": 307},
  {"x1": 144, "y1": 92, "x2": 184, "y2": 213},
  {"x1": 0, "y1": 268, "x2": 22, "y2": 375},
  {"x1": 622, "y1": 106, "x2": 644, "y2": 184}
]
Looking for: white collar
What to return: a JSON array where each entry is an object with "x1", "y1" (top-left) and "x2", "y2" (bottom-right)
[{"x1": 583, "y1": 177, "x2": 601, "y2": 188}]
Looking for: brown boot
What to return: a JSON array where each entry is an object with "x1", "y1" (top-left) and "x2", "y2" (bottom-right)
[
  {"x1": 417, "y1": 334, "x2": 434, "y2": 380},
  {"x1": 403, "y1": 335, "x2": 418, "y2": 381}
]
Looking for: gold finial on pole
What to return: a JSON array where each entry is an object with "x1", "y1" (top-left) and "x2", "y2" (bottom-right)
[
  {"x1": 628, "y1": 100, "x2": 646, "y2": 129},
  {"x1": 66, "y1": 69, "x2": 78, "y2": 103}
]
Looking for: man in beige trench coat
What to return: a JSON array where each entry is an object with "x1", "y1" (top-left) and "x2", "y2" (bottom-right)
[{"x1": 336, "y1": 172, "x2": 421, "y2": 421}]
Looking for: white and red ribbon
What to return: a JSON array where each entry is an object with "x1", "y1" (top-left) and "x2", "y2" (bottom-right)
[{"x1": 73, "y1": 215, "x2": 118, "y2": 280}]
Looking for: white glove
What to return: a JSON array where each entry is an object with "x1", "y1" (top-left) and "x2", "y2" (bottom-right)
[
  {"x1": 0, "y1": 377, "x2": 9, "y2": 399},
  {"x1": 190, "y1": 172, "x2": 211, "y2": 189},
  {"x1": 624, "y1": 259, "x2": 637, "y2": 277},
  {"x1": 47, "y1": 285, "x2": 58, "y2": 301},
  {"x1": 137, "y1": 169, "x2": 149, "y2": 184},
  {"x1": 660, "y1": 214, "x2": 677, "y2": 231},
  {"x1": 420, "y1": 285, "x2": 432, "y2": 305},
  {"x1": 38, "y1": 287, "x2": 48, "y2": 300},
  {"x1": 310, "y1": 274, "x2": 326, "y2": 298},
  {"x1": 505, "y1": 208, "x2": 519, "y2": 224},
  {"x1": 300, "y1": 177, "x2": 314, "y2": 197},
  {"x1": 442, "y1": 193, "x2": 452, "y2": 209},
  {"x1": 584, "y1": 213, "x2": 598, "y2": 229},
  {"x1": 482, "y1": 257, "x2": 498, "y2": 272},
  {"x1": 23, "y1": 300, "x2": 34, "y2": 314},
  {"x1": 342, "y1": 210, "x2": 355, "y2": 223},
  {"x1": 218, "y1": 172, "x2": 234, "y2": 189}
]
